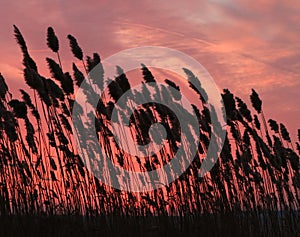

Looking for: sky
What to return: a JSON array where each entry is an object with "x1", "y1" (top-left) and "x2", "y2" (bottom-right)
[{"x1": 0, "y1": 0, "x2": 299, "y2": 140}]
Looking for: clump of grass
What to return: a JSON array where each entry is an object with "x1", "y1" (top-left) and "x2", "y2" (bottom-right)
[{"x1": 0, "y1": 25, "x2": 298, "y2": 236}]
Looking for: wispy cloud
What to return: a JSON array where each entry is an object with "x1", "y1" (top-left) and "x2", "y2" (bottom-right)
[{"x1": 0, "y1": 0, "x2": 299, "y2": 138}]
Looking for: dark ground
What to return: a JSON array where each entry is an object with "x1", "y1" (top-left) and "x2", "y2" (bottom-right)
[{"x1": 0, "y1": 211, "x2": 299, "y2": 237}]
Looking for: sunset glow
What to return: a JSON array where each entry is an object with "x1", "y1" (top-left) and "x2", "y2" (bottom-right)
[{"x1": 1, "y1": 0, "x2": 299, "y2": 141}]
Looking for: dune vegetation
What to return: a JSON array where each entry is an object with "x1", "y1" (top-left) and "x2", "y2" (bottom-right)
[{"x1": 0, "y1": 26, "x2": 299, "y2": 236}]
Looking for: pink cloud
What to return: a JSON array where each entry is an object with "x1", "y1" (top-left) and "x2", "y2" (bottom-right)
[{"x1": 0, "y1": 0, "x2": 299, "y2": 140}]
